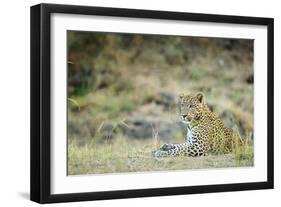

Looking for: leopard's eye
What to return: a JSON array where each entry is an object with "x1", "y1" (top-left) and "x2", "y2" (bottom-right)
[{"x1": 189, "y1": 104, "x2": 195, "y2": 108}]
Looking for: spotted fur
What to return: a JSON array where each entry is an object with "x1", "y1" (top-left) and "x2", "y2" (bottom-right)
[{"x1": 153, "y1": 93, "x2": 242, "y2": 157}]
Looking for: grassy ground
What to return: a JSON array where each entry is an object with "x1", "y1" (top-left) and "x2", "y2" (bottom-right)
[
  {"x1": 68, "y1": 136, "x2": 253, "y2": 175},
  {"x1": 67, "y1": 32, "x2": 254, "y2": 175}
]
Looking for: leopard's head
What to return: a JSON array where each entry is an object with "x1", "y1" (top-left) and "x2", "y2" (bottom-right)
[{"x1": 179, "y1": 93, "x2": 205, "y2": 123}]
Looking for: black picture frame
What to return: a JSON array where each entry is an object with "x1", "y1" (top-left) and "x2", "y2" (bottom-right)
[{"x1": 30, "y1": 3, "x2": 274, "y2": 204}]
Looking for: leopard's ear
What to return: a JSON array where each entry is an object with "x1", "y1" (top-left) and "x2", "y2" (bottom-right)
[{"x1": 196, "y1": 92, "x2": 204, "y2": 103}]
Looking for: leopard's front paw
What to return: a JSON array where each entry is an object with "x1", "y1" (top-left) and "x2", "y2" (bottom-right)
[
  {"x1": 152, "y1": 150, "x2": 168, "y2": 158},
  {"x1": 160, "y1": 143, "x2": 175, "y2": 151}
]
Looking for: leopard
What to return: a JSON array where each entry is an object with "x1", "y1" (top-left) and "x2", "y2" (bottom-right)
[{"x1": 153, "y1": 92, "x2": 242, "y2": 157}]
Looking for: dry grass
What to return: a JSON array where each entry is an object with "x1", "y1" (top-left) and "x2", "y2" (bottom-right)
[{"x1": 67, "y1": 136, "x2": 253, "y2": 175}]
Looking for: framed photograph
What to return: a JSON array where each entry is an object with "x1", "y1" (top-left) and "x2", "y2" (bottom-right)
[{"x1": 30, "y1": 3, "x2": 274, "y2": 203}]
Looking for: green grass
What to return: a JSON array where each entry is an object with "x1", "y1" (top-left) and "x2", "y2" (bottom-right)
[{"x1": 67, "y1": 136, "x2": 253, "y2": 175}]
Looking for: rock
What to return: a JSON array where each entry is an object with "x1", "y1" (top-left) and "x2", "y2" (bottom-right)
[
  {"x1": 246, "y1": 74, "x2": 254, "y2": 84},
  {"x1": 120, "y1": 116, "x2": 182, "y2": 141},
  {"x1": 155, "y1": 91, "x2": 176, "y2": 110},
  {"x1": 220, "y1": 110, "x2": 245, "y2": 137},
  {"x1": 220, "y1": 110, "x2": 235, "y2": 128}
]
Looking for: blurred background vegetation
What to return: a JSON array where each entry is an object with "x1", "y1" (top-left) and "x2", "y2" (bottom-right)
[{"x1": 67, "y1": 31, "x2": 254, "y2": 175}]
